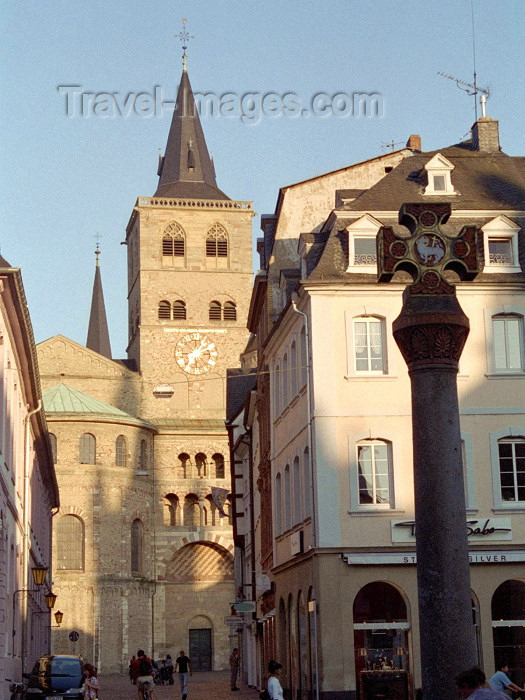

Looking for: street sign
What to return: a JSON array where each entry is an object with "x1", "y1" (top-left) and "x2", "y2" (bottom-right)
[
  {"x1": 233, "y1": 601, "x2": 256, "y2": 612},
  {"x1": 69, "y1": 631, "x2": 79, "y2": 642},
  {"x1": 224, "y1": 616, "x2": 243, "y2": 626}
]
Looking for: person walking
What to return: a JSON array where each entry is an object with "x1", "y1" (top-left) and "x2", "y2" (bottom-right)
[
  {"x1": 166, "y1": 654, "x2": 174, "y2": 685},
  {"x1": 267, "y1": 660, "x2": 284, "y2": 700},
  {"x1": 81, "y1": 664, "x2": 99, "y2": 700},
  {"x1": 176, "y1": 649, "x2": 192, "y2": 699},
  {"x1": 229, "y1": 648, "x2": 240, "y2": 690}
]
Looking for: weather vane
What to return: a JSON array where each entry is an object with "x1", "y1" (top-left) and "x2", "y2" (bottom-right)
[
  {"x1": 177, "y1": 18, "x2": 194, "y2": 71},
  {"x1": 93, "y1": 233, "x2": 102, "y2": 266}
]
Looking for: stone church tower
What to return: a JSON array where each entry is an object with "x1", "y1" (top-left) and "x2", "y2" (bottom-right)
[{"x1": 36, "y1": 60, "x2": 253, "y2": 672}]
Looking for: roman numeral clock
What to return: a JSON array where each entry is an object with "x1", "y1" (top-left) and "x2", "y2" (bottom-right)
[{"x1": 175, "y1": 332, "x2": 218, "y2": 375}]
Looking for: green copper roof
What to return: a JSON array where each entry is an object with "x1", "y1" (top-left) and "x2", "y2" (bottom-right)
[{"x1": 43, "y1": 383, "x2": 130, "y2": 417}]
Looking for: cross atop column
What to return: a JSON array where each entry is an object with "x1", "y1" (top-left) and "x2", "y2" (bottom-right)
[{"x1": 378, "y1": 202, "x2": 481, "y2": 295}]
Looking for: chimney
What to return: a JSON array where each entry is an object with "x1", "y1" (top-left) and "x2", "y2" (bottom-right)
[
  {"x1": 406, "y1": 134, "x2": 421, "y2": 151},
  {"x1": 471, "y1": 117, "x2": 500, "y2": 152}
]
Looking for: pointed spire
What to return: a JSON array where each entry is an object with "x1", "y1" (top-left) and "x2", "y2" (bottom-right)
[
  {"x1": 154, "y1": 23, "x2": 230, "y2": 200},
  {"x1": 86, "y1": 243, "x2": 112, "y2": 359}
]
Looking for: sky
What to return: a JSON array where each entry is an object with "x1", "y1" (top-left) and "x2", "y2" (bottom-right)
[{"x1": 1, "y1": 0, "x2": 524, "y2": 358}]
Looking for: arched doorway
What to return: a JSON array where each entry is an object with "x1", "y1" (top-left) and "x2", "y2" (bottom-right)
[
  {"x1": 492, "y1": 579, "x2": 525, "y2": 687},
  {"x1": 353, "y1": 581, "x2": 410, "y2": 699}
]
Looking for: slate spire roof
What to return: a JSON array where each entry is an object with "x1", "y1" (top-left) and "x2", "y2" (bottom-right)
[
  {"x1": 155, "y1": 69, "x2": 230, "y2": 200},
  {"x1": 86, "y1": 246, "x2": 112, "y2": 359}
]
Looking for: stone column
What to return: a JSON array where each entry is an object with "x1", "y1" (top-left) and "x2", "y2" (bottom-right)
[{"x1": 378, "y1": 203, "x2": 481, "y2": 698}]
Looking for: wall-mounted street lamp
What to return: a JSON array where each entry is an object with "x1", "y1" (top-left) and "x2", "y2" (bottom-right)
[{"x1": 53, "y1": 610, "x2": 64, "y2": 627}]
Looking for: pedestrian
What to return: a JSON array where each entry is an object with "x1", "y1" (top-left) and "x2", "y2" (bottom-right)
[
  {"x1": 455, "y1": 667, "x2": 508, "y2": 698},
  {"x1": 166, "y1": 654, "x2": 174, "y2": 685},
  {"x1": 267, "y1": 660, "x2": 284, "y2": 700},
  {"x1": 489, "y1": 662, "x2": 525, "y2": 696},
  {"x1": 131, "y1": 649, "x2": 155, "y2": 700},
  {"x1": 230, "y1": 647, "x2": 240, "y2": 690},
  {"x1": 82, "y1": 664, "x2": 99, "y2": 699},
  {"x1": 176, "y1": 649, "x2": 192, "y2": 699},
  {"x1": 130, "y1": 655, "x2": 137, "y2": 684}
]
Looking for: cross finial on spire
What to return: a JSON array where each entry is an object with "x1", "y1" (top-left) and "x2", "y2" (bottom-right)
[
  {"x1": 94, "y1": 233, "x2": 102, "y2": 268},
  {"x1": 177, "y1": 18, "x2": 194, "y2": 72}
]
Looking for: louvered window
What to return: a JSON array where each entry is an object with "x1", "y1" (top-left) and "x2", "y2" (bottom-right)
[
  {"x1": 158, "y1": 301, "x2": 171, "y2": 319},
  {"x1": 206, "y1": 224, "x2": 228, "y2": 258},
  {"x1": 162, "y1": 223, "x2": 185, "y2": 259},
  {"x1": 209, "y1": 301, "x2": 222, "y2": 320},
  {"x1": 223, "y1": 302, "x2": 236, "y2": 320},
  {"x1": 173, "y1": 300, "x2": 186, "y2": 320}
]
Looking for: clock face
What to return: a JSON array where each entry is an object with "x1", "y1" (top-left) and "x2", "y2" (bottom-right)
[{"x1": 175, "y1": 333, "x2": 218, "y2": 375}]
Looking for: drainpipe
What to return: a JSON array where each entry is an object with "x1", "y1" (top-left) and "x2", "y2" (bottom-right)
[
  {"x1": 291, "y1": 299, "x2": 320, "y2": 700},
  {"x1": 22, "y1": 400, "x2": 42, "y2": 673},
  {"x1": 290, "y1": 300, "x2": 317, "y2": 547}
]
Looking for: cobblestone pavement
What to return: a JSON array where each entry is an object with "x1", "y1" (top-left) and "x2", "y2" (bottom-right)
[{"x1": 99, "y1": 671, "x2": 260, "y2": 700}]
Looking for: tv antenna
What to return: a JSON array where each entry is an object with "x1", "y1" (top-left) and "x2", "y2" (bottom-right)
[
  {"x1": 438, "y1": 72, "x2": 489, "y2": 119},
  {"x1": 381, "y1": 139, "x2": 404, "y2": 153}
]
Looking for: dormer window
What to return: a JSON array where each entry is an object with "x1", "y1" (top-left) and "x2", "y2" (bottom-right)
[
  {"x1": 423, "y1": 153, "x2": 456, "y2": 195},
  {"x1": 482, "y1": 216, "x2": 521, "y2": 273},
  {"x1": 346, "y1": 215, "x2": 382, "y2": 273}
]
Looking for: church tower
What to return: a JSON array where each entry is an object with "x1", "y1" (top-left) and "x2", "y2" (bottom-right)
[
  {"x1": 125, "y1": 63, "x2": 253, "y2": 418},
  {"x1": 123, "y1": 47, "x2": 253, "y2": 666}
]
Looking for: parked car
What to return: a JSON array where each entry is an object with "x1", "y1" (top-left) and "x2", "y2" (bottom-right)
[{"x1": 23, "y1": 655, "x2": 84, "y2": 698}]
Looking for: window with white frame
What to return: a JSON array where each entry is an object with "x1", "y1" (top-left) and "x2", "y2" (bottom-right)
[
  {"x1": 423, "y1": 153, "x2": 456, "y2": 195},
  {"x1": 498, "y1": 437, "x2": 525, "y2": 503},
  {"x1": 356, "y1": 440, "x2": 393, "y2": 508},
  {"x1": 353, "y1": 317, "x2": 386, "y2": 373},
  {"x1": 346, "y1": 215, "x2": 381, "y2": 273},
  {"x1": 492, "y1": 314, "x2": 525, "y2": 372},
  {"x1": 482, "y1": 216, "x2": 521, "y2": 273}
]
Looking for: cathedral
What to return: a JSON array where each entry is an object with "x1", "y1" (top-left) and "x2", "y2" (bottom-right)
[{"x1": 36, "y1": 58, "x2": 254, "y2": 672}]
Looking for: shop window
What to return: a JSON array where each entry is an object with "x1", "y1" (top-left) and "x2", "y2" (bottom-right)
[
  {"x1": 492, "y1": 580, "x2": 525, "y2": 684},
  {"x1": 353, "y1": 582, "x2": 410, "y2": 697},
  {"x1": 56, "y1": 515, "x2": 84, "y2": 570}
]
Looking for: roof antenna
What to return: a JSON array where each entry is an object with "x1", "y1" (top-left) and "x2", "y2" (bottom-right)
[
  {"x1": 381, "y1": 139, "x2": 403, "y2": 153},
  {"x1": 176, "y1": 18, "x2": 194, "y2": 72},
  {"x1": 438, "y1": 1, "x2": 490, "y2": 119}
]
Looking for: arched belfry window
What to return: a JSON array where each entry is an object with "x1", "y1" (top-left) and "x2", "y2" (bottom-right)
[
  {"x1": 173, "y1": 300, "x2": 186, "y2": 320},
  {"x1": 209, "y1": 301, "x2": 222, "y2": 321},
  {"x1": 206, "y1": 223, "x2": 228, "y2": 258},
  {"x1": 162, "y1": 222, "x2": 186, "y2": 265},
  {"x1": 224, "y1": 302, "x2": 237, "y2": 321},
  {"x1": 159, "y1": 301, "x2": 171, "y2": 319}
]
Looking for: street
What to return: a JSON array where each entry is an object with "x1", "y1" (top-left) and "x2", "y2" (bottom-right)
[{"x1": 99, "y1": 670, "x2": 260, "y2": 700}]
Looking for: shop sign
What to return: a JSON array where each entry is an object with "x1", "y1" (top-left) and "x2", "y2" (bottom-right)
[
  {"x1": 391, "y1": 517, "x2": 512, "y2": 543},
  {"x1": 343, "y1": 550, "x2": 525, "y2": 566},
  {"x1": 224, "y1": 616, "x2": 244, "y2": 626}
]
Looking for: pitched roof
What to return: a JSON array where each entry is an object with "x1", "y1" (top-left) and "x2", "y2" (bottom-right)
[
  {"x1": 226, "y1": 369, "x2": 257, "y2": 422},
  {"x1": 342, "y1": 145, "x2": 525, "y2": 213},
  {"x1": 154, "y1": 70, "x2": 230, "y2": 200}
]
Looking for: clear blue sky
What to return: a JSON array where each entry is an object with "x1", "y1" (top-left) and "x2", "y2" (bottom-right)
[{"x1": 1, "y1": 0, "x2": 524, "y2": 358}]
